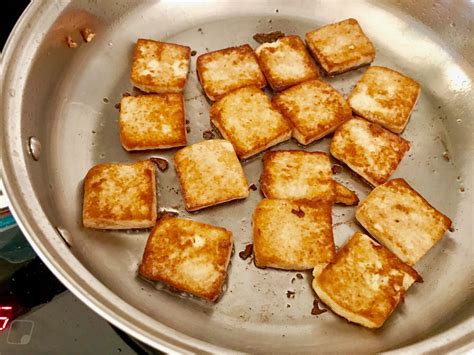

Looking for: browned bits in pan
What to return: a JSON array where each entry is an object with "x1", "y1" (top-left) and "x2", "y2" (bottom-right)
[
  {"x1": 65, "y1": 35, "x2": 77, "y2": 48},
  {"x1": 80, "y1": 28, "x2": 96, "y2": 43},
  {"x1": 311, "y1": 297, "x2": 327, "y2": 316},
  {"x1": 331, "y1": 164, "x2": 343, "y2": 174},
  {"x1": 202, "y1": 130, "x2": 216, "y2": 140},
  {"x1": 156, "y1": 210, "x2": 179, "y2": 220},
  {"x1": 291, "y1": 207, "x2": 305, "y2": 218},
  {"x1": 150, "y1": 157, "x2": 169, "y2": 172},
  {"x1": 239, "y1": 244, "x2": 253, "y2": 260},
  {"x1": 253, "y1": 31, "x2": 285, "y2": 44}
]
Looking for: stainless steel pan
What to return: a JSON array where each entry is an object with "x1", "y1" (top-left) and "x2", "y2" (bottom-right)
[{"x1": 1, "y1": 0, "x2": 473, "y2": 352}]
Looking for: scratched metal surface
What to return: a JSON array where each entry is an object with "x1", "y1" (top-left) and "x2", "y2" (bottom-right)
[{"x1": 1, "y1": 0, "x2": 473, "y2": 352}]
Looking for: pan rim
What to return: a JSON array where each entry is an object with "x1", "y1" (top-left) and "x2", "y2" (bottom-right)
[{"x1": 0, "y1": 0, "x2": 472, "y2": 352}]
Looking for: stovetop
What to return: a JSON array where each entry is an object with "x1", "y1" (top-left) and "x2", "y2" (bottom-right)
[{"x1": 0, "y1": 255, "x2": 138, "y2": 354}]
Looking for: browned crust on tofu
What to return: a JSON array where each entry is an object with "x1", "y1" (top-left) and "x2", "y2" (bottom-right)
[
  {"x1": 139, "y1": 217, "x2": 233, "y2": 301},
  {"x1": 313, "y1": 232, "x2": 420, "y2": 328},
  {"x1": 196, "y1": 44, "x2": 267, "y2": 101},
  {"x1": 255, "y1": 35, "x2": 319, "y2": 91},
  {"x1": 330, "y1": 117, "x2": 410, "y2": 186},
  {"x1": 119, "y1": 93, "x2": 187, "y2": 151},
  {"x1": 130, "y1": 39, "x2": 190, "y2": 93},
  {"x1": 253, "y1": 199, "x2": 335, "y2": 270},
  {"x1": 348, "y1": 66, "x2": 421, "y2": 133},
  {"x1": 305, "y1": 18, "x2": 375, "y2": 75},
  {"x1": 334, "y1": 181, "x2": 359, "y2": 206},
  {"x1": 272, "y1": 79, "x2": 352, "y2": 144},
  {"x1": 82, "y1": 160, "x2": 157, "y2": 229},
  {"x1": 210, "y1": 86, "x2": 292, "y2": 159},
  {"x1": 260, "y1": 150, "x2": 335, "y2": 202},
  {"x1": 356, "y1": 179, "x2": 452, "y2": 265},
  {"x1": 174, "y1": 139, "x2": 249, "y2": 211}
]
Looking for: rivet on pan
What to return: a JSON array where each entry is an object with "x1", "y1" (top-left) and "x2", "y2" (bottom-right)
[
  {"x1": 28, "y1": 136, "x2": 41, "y2": 161},
  {"x1": 56, "y1": 227, "x2": 73, "y2": 248}
]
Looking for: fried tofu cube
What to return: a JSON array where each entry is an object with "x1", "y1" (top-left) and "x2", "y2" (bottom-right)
[
  {"x1": 253, "y1": 199, "x2": 335, "y2": 270},
  {"x1": 196, "y1": 44, "x2": 266, "y2": 101},
  {"x1": 306, "y1": 18, "x2": 375, "y2": 75},
  {"x1": 348, "y1": 66, "x2": 421, "y2": 133},
  {"x1": 210, "y1": 86, "x2": 292, "y2": 159},
  {"x1": 83, "y1": 160, "x2": 157, "y2": 229},
  {"x1": 356, "y1": 179, "x2": 452, "y2": 265},
  {"x1": 174, "y1": 139, "x2": 249, "y2": 211},
  {"x1": 130, "y1": 39, "x2": 190, "y2": 93},
  {"x1": 119, "y1": 94, "x2": 186, "y2": 151},
  {"x1": 255, "y1": 35, "x2": 319, "y2": 91},
  {"x1": 260, "y1": 150, "x2": 335, "y2": 202},
  {"x1": 139, "y1": 217, "x2": 233, "y2": 302},
  {"x1": 330, "y1": 118, "x2": 410, "y2": 186},
  {"x1": 334, "y1": 181, "x2": 359, "y2": 206},
  {"x1": 272, "y1": 79, "x2": 352, "y2": 145},
  {"x1": 312, "y1": 232, "x2": 420, "y2": 328}
]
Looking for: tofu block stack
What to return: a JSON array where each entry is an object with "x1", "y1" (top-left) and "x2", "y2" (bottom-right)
[
  {"x1": 80, "y1": 16, "x2": 453, "y2": 326},
  {"x1": 121, "y1": 39, "x2": 191, "y2": 152}
]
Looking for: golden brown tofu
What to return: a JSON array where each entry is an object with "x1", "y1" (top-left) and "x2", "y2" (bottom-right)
[
  {"x1": 174, "y1": 139, "x2": 249, "y2": 211},
  {"x1": 119, "y1": 94, "x2": 187, "y2": 151},
  {"x1": 139, "y1": 217, "x2": 233, "y2": 302},
  {"x1": 253, "y1": 199, "x2": 335, "y2": 270},
  {"x1": 82, "y1": 160, "x2": 157, "y2": 229},
  {"x1": 130, "y1": 39, "x2": 190, "y2": 93},
  {"x1": 196, "y1": 44, "x2": 266, "y2": 101},
  {"x1": 334, "y1": 181, "x2": 359, "y2": 206},
  {"x1": 330, "y1": 117, "x2": 410, "y2": 186},
  {"x1": 348, "y1": 66, "x2": 421, "y2": 133},
  {"x1": 356, "y1": 179, "x2": 452, "y2": 265},
  {"x1": 260, "y1": 150, "x2": 335, "y2": 202},
  {"x1": 255, "y1": 35, "x2": 319, "y2": 91},
  {"x1": 210, "y1": 86, "x2": 292, "y2": 159},
  {"x1": 306, "y1": 18, "x2": 375, "y2": 75},
  {"x1": 272, "y1": 79, "x2": 352, "y2": 145},
  {"x1": 313, "y1": 232, "x2": 420, "y2": 328}
]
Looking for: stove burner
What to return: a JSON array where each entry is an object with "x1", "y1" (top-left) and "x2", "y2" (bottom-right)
[{"x1": 0, "y1": 257, "x2": 66, "y2": 324}]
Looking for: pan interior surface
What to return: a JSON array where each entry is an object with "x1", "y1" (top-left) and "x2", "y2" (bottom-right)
[{"x1": 1, "y1": 0, "x2": 472, "y2": 352}]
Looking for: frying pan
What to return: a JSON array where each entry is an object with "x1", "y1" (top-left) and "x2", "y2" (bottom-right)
[{"x1": 1, "y1": 0, "x2": 473, "y2": 352}]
